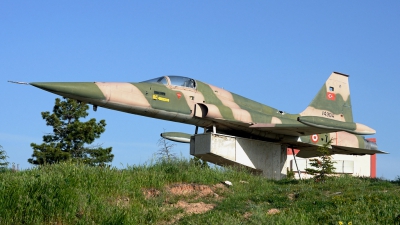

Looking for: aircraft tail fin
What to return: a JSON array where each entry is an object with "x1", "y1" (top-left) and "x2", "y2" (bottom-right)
[{"x1": 300, "y1": 72, "x2": 353, "y2": 123}]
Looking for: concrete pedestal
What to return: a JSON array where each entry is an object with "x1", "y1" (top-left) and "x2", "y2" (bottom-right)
[{"x1": 190, "y1": 133, "x2": 287, "y2": 180}]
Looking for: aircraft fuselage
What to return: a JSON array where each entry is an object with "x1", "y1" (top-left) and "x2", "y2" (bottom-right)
[{"x1": 28, "y1": 73, "x2": 384, "y2": 158}]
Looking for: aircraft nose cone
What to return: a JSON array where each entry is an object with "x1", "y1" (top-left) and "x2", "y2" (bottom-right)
[{"x1": 30, "y1": 82, "x2": 106, "y2": 100}]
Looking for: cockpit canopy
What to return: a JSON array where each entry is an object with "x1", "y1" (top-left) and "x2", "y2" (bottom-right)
[{"x1": 141, "y1": 76, "x2": 196, "y2": 89}]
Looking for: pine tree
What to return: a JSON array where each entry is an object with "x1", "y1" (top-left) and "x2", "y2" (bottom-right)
[
  {"x1": 29, "y1": 98, "x2": 114, "y2": 166},
  {"x1": 305, "y1": 140, "x2": 336, "y2": 182},
  {"x1": 0, "y1": 145, "x2": 9, "y2": 170}
]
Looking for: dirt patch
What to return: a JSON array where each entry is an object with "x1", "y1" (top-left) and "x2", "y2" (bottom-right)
[
  {"x1": 173, "y1": 200, "x2": 215, "y2": 214},
  {"x1": 116, "y1": 196, "x2": 130, "y2": 208},
  {"x1": 166, "y1": 184, "x2": 221, "y2": 216},
  {"x1": 243, "y1": 212, "x2": 252, "y2": 219},
  {"x1": 168, "y1": 183, "x2": 215, "y2": 198},
  {"x1": 288, "y1": 193, "x2": 295, "y2": 201},
  {"x1": 144, "y1": 183, "x2": 228, "y2": 200},
  {"x1": 143, "y1": 188, "x2": 161, "y2": 199},
  {"x1": 267, "y1": 208, "x2": 281, "y2": 215},
  {"x1": 146, "y1": 183, "x2": 227, "y2": 224}
]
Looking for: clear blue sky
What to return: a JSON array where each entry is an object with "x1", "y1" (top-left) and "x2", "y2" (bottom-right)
[{"x1": 1, "y1": 1, "x2": 399, "y2": 179}]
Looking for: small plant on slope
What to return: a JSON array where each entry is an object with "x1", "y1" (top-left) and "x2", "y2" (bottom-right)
[
  {"x1": 0, "y1": 145, "x2": 9, "y2": 171},
  {"x1": 305, "y1": 140, "x2": 336, "y2": 182},
  {"x1": 157, "y1": 135, "x2": 177, "y2": 162}
]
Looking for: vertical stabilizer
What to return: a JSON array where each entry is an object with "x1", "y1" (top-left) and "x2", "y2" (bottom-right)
[{"x1": 300, "y1": 72, "x2": 353, "y2": 123}]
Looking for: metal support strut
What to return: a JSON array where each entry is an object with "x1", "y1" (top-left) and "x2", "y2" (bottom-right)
[{"x1": 291, "y1": 146, "x2": 302, "y2": 180}]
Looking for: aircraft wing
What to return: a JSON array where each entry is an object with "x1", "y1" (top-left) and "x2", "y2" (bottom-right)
[
  {"x1": 330, "y1": 145, "x2": 387, "y2": 155},
  {"x1": 249, "y1": 123, "x2": 336, "y2": 136},
  {"x1": 205, "y1": 117, "x2": 355, "y2": 138},
  {"x1": 294, "y1": 144, "x2": 387, "y2": 158}
]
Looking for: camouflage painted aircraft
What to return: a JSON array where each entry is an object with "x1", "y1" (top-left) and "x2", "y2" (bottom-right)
[{"x1": 12, "y1": 72, "x2": 386, "y2": 157}]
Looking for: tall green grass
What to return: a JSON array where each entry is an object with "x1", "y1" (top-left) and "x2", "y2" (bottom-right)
[{"x1": 0, "y1": 159, "x2": 399, "y2": 224}]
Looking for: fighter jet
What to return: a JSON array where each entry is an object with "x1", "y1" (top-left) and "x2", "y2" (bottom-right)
[{"x1": 16, "y1": 72, "x2": 385, "y2": 158}]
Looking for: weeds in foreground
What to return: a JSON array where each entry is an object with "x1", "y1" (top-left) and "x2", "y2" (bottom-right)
[{"x1": 0, "y1": 159, "x2": 399, "y2": 224}]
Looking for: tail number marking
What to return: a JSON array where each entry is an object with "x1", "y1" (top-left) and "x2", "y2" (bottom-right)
[{"x1": 322, "y1": 111, "x2": 334, "y2": 118}]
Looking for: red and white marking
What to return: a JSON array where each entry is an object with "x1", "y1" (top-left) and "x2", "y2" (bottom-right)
[
  {"x1": 326, "y1": 92, "x2": 336, "y2": 101},
  {"x1": 311, "y1": 134, "x2": 319, "y2": 143}
]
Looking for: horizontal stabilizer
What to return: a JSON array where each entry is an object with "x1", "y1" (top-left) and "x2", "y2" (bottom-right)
[
  {"x1": 331, "y1": 145, "x2": 387, "y2": 155},
  {"x1": 161, "y1": 132, "x2": 191, "y2": 143},
  {"x1": 294, "y1": 144, "x2": 387, "y2": 158},
  {"x1": 298, "y1": 116, "x2": 376, "y2": 135}
]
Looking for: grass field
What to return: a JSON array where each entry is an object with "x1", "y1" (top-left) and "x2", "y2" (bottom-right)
[{"x1": 0, "y1": 159, "x2": 399, "y2": 224}]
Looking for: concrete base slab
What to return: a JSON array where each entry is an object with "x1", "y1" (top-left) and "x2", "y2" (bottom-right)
[{"x1": 190, "y1": 133, "x2": 287, "y2": 180}]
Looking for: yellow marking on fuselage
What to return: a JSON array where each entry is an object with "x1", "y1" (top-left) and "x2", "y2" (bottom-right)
[{"x1": 153, "y1": 94, "x2": 170, "y2": 102}]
